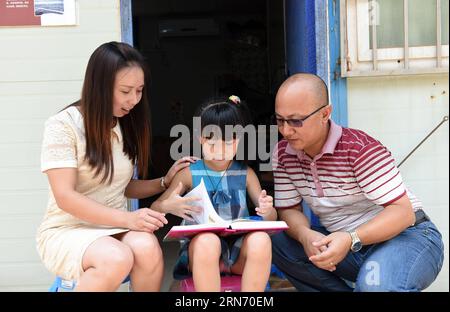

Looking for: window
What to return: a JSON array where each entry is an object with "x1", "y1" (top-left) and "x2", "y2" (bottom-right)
[{"x1": 341, "y1": 0, "x2": 449, "y2": 76}]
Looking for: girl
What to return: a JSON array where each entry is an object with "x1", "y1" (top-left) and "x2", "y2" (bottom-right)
[
  {"x1": 37, "y1": 42, "x2": 197, "y2": 291},
  {"x1": 152, "y1": 95, "x2": 277, "y2": 291}
]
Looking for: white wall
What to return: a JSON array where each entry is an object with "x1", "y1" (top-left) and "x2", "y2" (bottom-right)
[
  {"x1": 347, "y1": 74, "x2": 449, "y2": 292},
  {"x1": 0, "y1": 0, "x2": 122, "y2": 291}
]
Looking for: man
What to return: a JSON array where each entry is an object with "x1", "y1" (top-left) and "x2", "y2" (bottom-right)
[{"x1": 271, "y1": 73, "x2": 444, "y2": 291}]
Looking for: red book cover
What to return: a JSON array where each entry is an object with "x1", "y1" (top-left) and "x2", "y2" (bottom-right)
[{"x1": 163, "y1": 179, "x2": 289, "y2": 242}]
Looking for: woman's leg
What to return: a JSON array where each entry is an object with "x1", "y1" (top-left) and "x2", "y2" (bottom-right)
[
  {"x1": 230, "y1": 232, "x2": 272, "y2": 292},
  {"x1": 76, "y1": 236, "x2": 134, "y2": 291},
  {"x1": 189, "y1": 233, "x2": 222, "y2": 291},
  {"x1": 119, "y1": 231, "x2": 164, "y2": 292}
]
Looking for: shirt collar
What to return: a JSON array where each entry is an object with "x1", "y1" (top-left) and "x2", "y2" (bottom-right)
[
  {"x1": 322, "y1": 119, "x2": 342, "y2": 154},
  {"x1": 285, "y1": 119, "x2": 342, "y2": 160}
]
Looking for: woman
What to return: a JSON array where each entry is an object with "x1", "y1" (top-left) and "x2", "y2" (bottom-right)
[{"x1": 37, "y1": 41, "x2": 197, "y2": 291}]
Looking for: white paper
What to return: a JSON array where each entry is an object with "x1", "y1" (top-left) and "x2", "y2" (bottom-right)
[
  {"x1": 229, "y1": 220, "x2": 288, "y2": 230},
  {"x1": 184, "y1": 178, "x2": 226, "y2": 224}
]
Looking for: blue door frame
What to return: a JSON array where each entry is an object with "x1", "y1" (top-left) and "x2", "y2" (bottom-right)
[
  {"x1": 285, "y1": 0, "x2": 348, "y2": 226},
  {"x1": 120, "y1": 0, "x2": 138, "y2": 210},
  {"x1": 285, "y1": 0, "x2": 317, "y2": 75},
  {"x1": 120, "y1": 0, "x2": 133, "y2": 45},
  {"x1": 328, "y1": 0, "x2": 348, "y2": 127},
  {"x1": 285, "y1": 0, "x2": 348, "y2": 126}
]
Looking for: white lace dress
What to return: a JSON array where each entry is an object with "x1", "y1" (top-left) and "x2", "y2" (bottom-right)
[{"x1": 36, "y1": 106, "x2": 133, "y2": 280}]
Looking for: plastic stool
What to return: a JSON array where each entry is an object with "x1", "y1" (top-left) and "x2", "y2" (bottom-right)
[
  {"x1": 180, "y1": 275, "x2": 271, "y2": 292},
  {"x1": 181, "y1": 275, "x2": 242, "y2": 292}
]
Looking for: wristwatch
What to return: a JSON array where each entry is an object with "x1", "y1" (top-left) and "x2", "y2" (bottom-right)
[
  {"x1": 348, "y1": 230, "x2": 362, "y2": 252},
  {"x1": 160, "y1": 176, "x2": 167, "y2": 190}
]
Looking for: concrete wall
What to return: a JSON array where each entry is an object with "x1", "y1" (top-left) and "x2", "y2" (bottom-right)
[
  {"x1": 347, "y1": 74, "x2": 449, "y2": 291},
  {"x1": 0, "y1": 0, "x2": 122, "y2": 291}
]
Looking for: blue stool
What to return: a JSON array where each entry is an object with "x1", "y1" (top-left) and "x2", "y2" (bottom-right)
[
  {"x1": 270, "y1": 264, "x2": 286, "y2": 279},
  {"x1": 49, "y1": 276, "x2": 76, "y2": 292},
  {"x1": 49, "y1": 274, "x2": 131, "y2": 292}
]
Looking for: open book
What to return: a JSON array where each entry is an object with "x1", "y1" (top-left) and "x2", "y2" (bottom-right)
[{"x1": 163, "y1": 179, "x2": 288, "y2": 241}]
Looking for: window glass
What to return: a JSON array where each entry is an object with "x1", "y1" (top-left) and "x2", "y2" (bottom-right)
[
  {"x1": 442, "y1": 0, "x2": 449, "y2": 45},
  {"x1": 369, "y1": 0, "x2": 449, "y2": 48},
  {"x1": 409, "y1": 0, "x2": 436, "y2": 47},
  {"x1": 370, "y1": 0, "x2": 404, "y2": 48}
]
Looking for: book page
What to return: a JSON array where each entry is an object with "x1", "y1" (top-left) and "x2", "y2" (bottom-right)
[
  {"x1": 170, "y1": 223, "x2": 226, "y2": 232},
  {"x1": 184, "y1": 178, "x2": 226, "y2": 225},
  {"x1": 229, "y1": 220, "x2": 289, "y2": 230}
]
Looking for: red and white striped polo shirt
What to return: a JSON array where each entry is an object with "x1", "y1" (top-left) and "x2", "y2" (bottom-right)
[{"x1": 272, "y1": 120, "x2": 423, "y2": 232}]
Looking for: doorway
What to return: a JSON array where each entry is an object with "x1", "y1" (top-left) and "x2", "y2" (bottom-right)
[
  {"x1": 133, "y1": 0, "x2": 285, "y2": 205},
  {"x1": 131, "y1": 0, "x2": 286, "y2": 290}
]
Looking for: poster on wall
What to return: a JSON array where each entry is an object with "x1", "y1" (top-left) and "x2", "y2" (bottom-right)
[{"x1": 0, "y1": 0, "x2": 77, "y2": 27}]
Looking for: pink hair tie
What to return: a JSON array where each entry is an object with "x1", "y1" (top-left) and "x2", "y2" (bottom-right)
[{"x1": 228, "y1": 95, "x2": 241, "y2": 104}]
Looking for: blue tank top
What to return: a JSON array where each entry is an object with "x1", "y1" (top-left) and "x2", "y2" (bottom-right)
[{"x1": 190, "y1": 160, "x2": 249, "y2": 221}]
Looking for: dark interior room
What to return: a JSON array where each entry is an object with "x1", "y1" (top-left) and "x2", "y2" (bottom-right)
[{"x1": 131, "y1": 1, "x2": 286, "y2": 289}]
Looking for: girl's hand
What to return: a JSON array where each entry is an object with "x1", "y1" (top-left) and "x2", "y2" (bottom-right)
[
  {"x1": 164, "y1": 156, "x2": 199, "y2": 187},
  {"x1": 255, "y1": 190, "x2": 275, "y2": 219},
  {"x1": 126, "y1": 208, "x2": 168, "y2": 233},
  {"x1": 161, "y1": 182, "x2": 202, "y2": 221}
]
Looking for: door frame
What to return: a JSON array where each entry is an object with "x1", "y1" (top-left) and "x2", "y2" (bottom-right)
[
  {"x1": 120, "y1": 0, "x2": 133, "y2": 45},
  {"x1": 284, "y1": 0, "x2": 348, "y2": 126},
  {"x1": 284, "y1": 0, "x2": 348, "y2": 225}
]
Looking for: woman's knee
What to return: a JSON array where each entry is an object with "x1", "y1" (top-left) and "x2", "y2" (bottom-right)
[
  {"x1": 84, "y1": 239, "x2": 134, "y2": 277},
  {"x1": 104, "y1": 244, "x2": 134, "y2": 273},
  {"x1": 124, "y1": 231, "x2": 163, "y2": 261}
]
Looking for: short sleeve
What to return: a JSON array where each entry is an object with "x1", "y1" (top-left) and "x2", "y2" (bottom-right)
[
  {"x1": 272, "y1": 142, "x2": 302, "y2": 209},
  {"x1": 353, "y1": 140, "x2": 406, "y2": 207},
  {"x1": 41, "y1": 118, "x2": 78, "y2": 172}
]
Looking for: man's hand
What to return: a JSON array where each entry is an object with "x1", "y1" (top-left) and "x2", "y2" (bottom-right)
[
  {"x1": 300, "y1": 228, "x2": 329, "y2": 259},
  {"x1": 308, "y1": 231, "x2": 352, "y2": 272}
]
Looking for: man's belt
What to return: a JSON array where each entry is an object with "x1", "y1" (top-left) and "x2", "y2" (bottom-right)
[{"x1": 413, "y1": 209, "x2": 430, "y2": 226}]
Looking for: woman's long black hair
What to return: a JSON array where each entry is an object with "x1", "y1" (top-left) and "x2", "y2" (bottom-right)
[{"x1": 74, "y1": 41, "x2": 152, "y2": 184}]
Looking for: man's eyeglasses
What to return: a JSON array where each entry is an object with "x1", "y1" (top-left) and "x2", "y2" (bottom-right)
[{"x1": 273, "y1": 104, "x2": 328, "y2": 128}]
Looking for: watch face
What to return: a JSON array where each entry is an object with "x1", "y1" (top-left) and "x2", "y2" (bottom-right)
[{"x1": 351, "y1": 241, "x2": 362, "y2": 252}]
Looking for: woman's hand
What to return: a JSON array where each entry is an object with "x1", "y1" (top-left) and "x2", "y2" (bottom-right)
[
  {"x1": 255, "y1": 190, "x2": 275, "y2": 219},
  {"x1": 126, "y1": 208, "x2": 168, "y2": 233},
  {"x1": 164, "y1": 156, "x2": 199, "y2": 187},
  {"x1": 161, "y1": 182, "x2": 202, "y2": 221}
]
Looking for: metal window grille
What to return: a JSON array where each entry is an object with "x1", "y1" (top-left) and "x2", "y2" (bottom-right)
[{"x1": 340, "y1": 0, "x2": 449, "y2": 77}]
